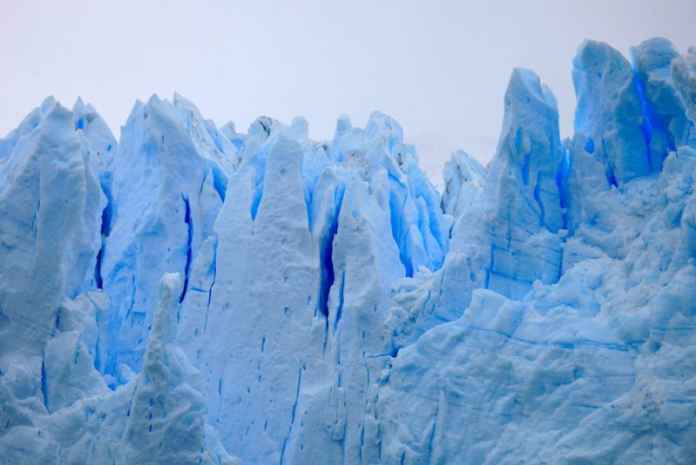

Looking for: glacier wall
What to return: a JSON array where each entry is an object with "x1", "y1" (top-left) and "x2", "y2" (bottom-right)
[{"x1": 1, "y1": 38, "x2": 695, "y2": 465}]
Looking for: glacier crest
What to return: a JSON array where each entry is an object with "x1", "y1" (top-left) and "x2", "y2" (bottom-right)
[{"x1": 1, "y1": 37, "x2": 696, "y2": 465}]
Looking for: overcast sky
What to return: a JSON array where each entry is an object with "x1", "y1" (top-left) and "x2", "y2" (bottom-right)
[{"x1": 2, "y1": 1, "x2": 695, "y2": 184}]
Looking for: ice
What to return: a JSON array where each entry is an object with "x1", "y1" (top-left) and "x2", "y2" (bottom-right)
[
  {"x1": 118, "y1": 273, "x2": 234, "y2": 465},
  {"x1": 378, "y1": 39, "x2": 696, "y2": 464},
  {"x1": 1, "y1": 36, "x2": 695, "y2": 465},
  {"x1": 441, "y1": 149, "x2": 486, "y2": 219},
  {"x1": 378, "y1": 147, "x2": 696, "y2": 463},
  {"x1": 176, "y1": 110, "x2": 448, "y2": 464},
  {"x1": 0, "y1": 99, "x2": 104, "y2": 357},
  {"x1": 96, "y1": 95, "x2": 230, "y2": 383},
  {"x1": 671, "y1": 47, "x2": 696, "y2": 123},
  {"x1": 0, "y1": 98, "x2": 238, "y2": 464},
  {"x1": 631, "y1": 38, "x2": 692, "y2": 169},
  {"x1": 572, "y1": 39, "x2": 650, "y2": 184},
  {"x1": 484, "y1": 68, "x2": 565, "y2": 296}
]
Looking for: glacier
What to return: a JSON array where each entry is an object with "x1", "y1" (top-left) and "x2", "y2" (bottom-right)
[{"x1": 0, "y1": 37, "x2": 695, "y2": 465}]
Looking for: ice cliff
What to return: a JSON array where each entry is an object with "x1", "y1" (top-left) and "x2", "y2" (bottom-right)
[{"x1": 1, "y1": 38, "x2": 695, "y2": 465}]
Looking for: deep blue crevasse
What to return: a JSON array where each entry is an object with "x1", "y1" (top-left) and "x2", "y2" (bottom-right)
[
  {"x1": 317, "y1": 184, "x2": 346, "y2": 318},
  {"x1": 179, "y1": 195, "x2": 193, "y2": 303}
]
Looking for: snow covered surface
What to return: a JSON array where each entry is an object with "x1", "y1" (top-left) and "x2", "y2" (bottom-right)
[{"x1": 1, "y1": 37, "x2": 695, "y2": 464}]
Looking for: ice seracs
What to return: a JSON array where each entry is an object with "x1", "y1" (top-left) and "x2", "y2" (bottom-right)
[
  {"x1": 378, "y1": 143, "x2": 696, "y2": 464},
  {"x1": 120, "y1": 273, "x2": 237, "y2": 465},
  {"x1": 378, "y1": 39, "x2": 696, "y2": 464},
  {"x1": 440, "y1": 149, "x2": 486, "y2": 219},
  {"x1": 176, "y1": 110, "x2": 450, "y2": 465},
  {"x1": 0, "y1": 98, "x2": 238, "y2": 465},
  {"x1": 0, "y1": 36, "x2": 695, "y2": 465},
  {"x1": 671, "y1": 47, "x2": 696, "y2": 123},
  {"x1": 96, "y1": 94, "x2": 232, "y2": 385},
  {"x1": 484, "y1": 68, "x2": 565, "y2": 297},
  {"x1": 0, "y1": 98, "x2": 104, "y2": 357},
  {"x1": 631, "y1": 38, "x2": 692, "y2": 158},
  {"x1": 572, "y1": 39, "x2": 651, "y2": 185}
]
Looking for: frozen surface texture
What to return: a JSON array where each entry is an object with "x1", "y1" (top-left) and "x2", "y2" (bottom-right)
[
  {"x1": 441, "y1": 150, "x2": 486, "y2": 219},
  {"x1": 1, "y1": 37, "x2": 695, "y2": 465}
]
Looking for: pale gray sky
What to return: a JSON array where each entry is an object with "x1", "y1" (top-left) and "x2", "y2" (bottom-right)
[{"x1": 2, "y1": 1, "x2": 695, "y2": 183}]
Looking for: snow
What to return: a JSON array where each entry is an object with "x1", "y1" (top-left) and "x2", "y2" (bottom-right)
[{"x1": 1, "y1": 37, "x2": 695, "y2": 465}]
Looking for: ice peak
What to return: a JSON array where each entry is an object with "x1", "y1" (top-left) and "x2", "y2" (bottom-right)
[{"x1": 631, "y1": 37, "x2": 679, "y2": 73}]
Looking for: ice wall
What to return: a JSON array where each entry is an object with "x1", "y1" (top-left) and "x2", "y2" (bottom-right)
[
  {"x1": 177, "y1": 110, "x2": 449, "y2": 465},
  {"x1": 96, "y1": 94, "x2": 233, "y2": 385},
  {"x1": 0, "y1": 97, "x2": 236, "y2": 464},
  {"x1": 1, "y1": 36, "x2": 695, "y2": 465}
]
